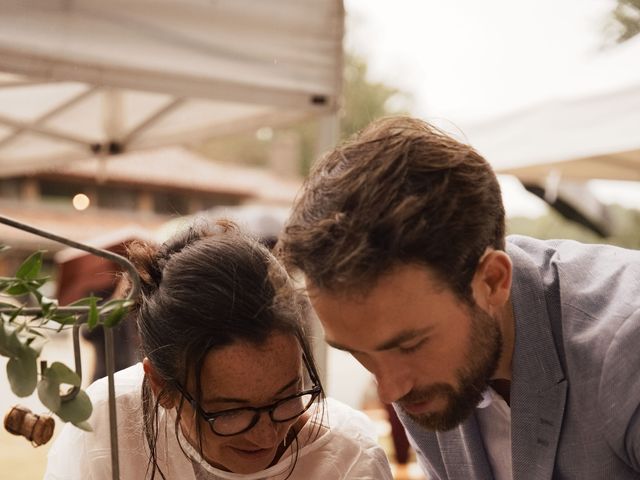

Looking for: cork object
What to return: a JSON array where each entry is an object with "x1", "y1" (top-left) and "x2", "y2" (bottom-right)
[{"x1": 4, "y1": 405, "x2": 55, "y2": 446}]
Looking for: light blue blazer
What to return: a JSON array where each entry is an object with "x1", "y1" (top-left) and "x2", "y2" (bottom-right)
[{"x1": 397, "y1": 235, "x2": 640, "y2": 479}]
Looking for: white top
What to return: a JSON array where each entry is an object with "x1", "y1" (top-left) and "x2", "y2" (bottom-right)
[
  {"x1": 44, "y1": 364, "x2": 392, "y2": 480},
  {"x1": 476, "y1": 387, "x2": 512, "y2": 480}
]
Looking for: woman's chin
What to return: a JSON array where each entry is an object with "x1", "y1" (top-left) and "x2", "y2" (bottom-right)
[{"x1": 216, "y1": 444, "x2": 279, "y2": 474}]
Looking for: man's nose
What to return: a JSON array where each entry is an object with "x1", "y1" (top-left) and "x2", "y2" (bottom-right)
[{"x1": 374, "y1": 364, "x2": 413, "y2": 405}]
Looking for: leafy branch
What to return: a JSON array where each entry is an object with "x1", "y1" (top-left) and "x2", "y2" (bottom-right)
[{"x1": 0, "y1": 248, "x2": 132, "y2": 432}]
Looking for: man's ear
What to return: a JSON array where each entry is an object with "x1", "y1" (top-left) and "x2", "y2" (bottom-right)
[
  {"x1": 472, "y1": 249, "x2": 512, "y2": 312},
  {"x1": 143, "y1": 357, "x2": 176, "y2": 409}
]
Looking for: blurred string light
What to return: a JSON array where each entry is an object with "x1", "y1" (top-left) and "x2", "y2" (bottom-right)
[
  {"x1": 255, "y1": 127, "x2": 273, "y2": 141},
  {"x1": 72, "y1": 193, "x2": 90, "y2": 211}
]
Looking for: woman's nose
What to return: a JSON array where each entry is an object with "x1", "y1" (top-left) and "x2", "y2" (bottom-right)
[{"x1": 243, "y1": 412, "x2": 279, "y2": 447}]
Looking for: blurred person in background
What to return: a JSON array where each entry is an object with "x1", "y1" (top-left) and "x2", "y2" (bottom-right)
[
  {"x1": 55, "y1": 237, "x2": 141, "y2": 383},
  {"x1": 45, "y1": 220, "x2": 392, "y2": 480},
  {"x1": 277, "y1": 116, "x2": 640, "y2": 480}
]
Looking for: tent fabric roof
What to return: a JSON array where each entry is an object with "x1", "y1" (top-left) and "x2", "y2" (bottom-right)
[
  {"x1": 464, "y1": 83, "x2": 640, "y2": 182},
  {"x1": 462, "y1": 37, "x2": 640, "y2": 183},
  {"x1": 0, "y1": 0, "x2": 343, "y2": 176}
]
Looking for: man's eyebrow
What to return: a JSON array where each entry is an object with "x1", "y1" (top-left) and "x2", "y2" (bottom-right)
[
  {"x1": 326, "y1": 327, "x2": 433, "y2": 354},
  {"x1": 203, "y1": 376, "x2": 300, "y2": 405}
]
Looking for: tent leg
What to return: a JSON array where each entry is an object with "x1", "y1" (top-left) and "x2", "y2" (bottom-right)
[{"x1": 311, "y1": 114, "x2": 340, "y2": 386}]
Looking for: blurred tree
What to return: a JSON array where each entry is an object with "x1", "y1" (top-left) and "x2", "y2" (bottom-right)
[
  {"x1": 196, "y1": 53, "x2": 410, "y2": 175},
  {"x1": 610, "y1": 0, "x2": 640, "y2": 43},
  {"x1": 296, "y1": 53, "x2": 410, "y2": 173},
  {"x1": 340, "y1": 53, "x2": 410, "y2": 140},
  {"x1": 508, "y1": 204, "x2": 640, "y2": 250}
]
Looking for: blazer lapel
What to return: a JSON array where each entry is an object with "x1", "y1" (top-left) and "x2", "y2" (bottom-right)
[
  {"x1": 508, "y1": 243, "x2": 568, "y2": 480},
  {"x1": 436, "y1": 413, "x2": 495, "y2": 480},
  {"x1": 396, "y1": 405, "x2": 493, "y2": 480}
]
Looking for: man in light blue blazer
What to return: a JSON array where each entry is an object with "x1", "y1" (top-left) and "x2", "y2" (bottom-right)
[{"x1": 278, "y1": 115, "x2": 640, "y2": 479}]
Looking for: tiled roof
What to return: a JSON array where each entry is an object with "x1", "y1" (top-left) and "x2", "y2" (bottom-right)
[{"x1": 27, "y1": 147, "x2": 301, "y2": 204}]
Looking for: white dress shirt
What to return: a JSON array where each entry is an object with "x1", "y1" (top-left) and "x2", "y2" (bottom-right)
[{"x1": 476, "y1": 387, "x2": 512, "y2": 480}]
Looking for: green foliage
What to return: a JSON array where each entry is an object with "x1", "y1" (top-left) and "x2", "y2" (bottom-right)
[
  {"x1": 0, "y1": 247, "x2": 132, "y2": 431},
  {"x1": 56, "y1": 390, "x2": 93, "y2": 430},
  {"x1": 7, "y1": 348, "x2": 38, "y2": 397},
  {"x1": 340, "y1": 54, "x2": 410, "y2": 140},
  {"x1": 38, "y1": 362, "x2": 82, "y2": 413},
  {"x1": 507, "y1": 204, "x2": 640, "y2": 249}
]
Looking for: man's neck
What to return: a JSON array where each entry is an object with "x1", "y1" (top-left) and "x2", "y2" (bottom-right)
[{"x1": 489, "y1": 378, "x2": 512, "y2": 406}]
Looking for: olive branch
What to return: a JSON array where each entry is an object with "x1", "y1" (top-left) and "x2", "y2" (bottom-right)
[{"x1": 1, "y1": 247, "x2": 132, "y2": 431}]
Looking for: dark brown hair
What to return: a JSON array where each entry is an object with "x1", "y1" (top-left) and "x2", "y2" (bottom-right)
[
  {"x1": 125, "y1": 219, "x2": 323, "y2": 479},
  {"x1": 278, "y1": 116, "x2": 505, "y2": 301}
]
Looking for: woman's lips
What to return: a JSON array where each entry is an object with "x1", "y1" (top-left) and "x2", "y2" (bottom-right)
[{"x1": 229, "y1": 446, "x2": 274, "y2": 459}]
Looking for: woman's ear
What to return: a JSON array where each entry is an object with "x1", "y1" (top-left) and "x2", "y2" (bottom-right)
[
  {"x1": 143, "y1": 357, "x2": 176, "y2": 409},
  {"x1": 472, "y1": 249, "x2": 512, "y2": 312}
]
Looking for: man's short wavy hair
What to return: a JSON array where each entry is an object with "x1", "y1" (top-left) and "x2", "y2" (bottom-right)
[{"x1": 278, "y1": 116, "x2": 505, "y2": 301}]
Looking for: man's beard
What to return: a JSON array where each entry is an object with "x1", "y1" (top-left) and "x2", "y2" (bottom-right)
[{"x1": 397, "y1": 304, "x2": 503, "y2": 431}]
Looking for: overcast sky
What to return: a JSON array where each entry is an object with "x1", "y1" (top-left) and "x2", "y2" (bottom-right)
[{"x1": 344, "y1": 0, "x2": 627, "y2": 122}]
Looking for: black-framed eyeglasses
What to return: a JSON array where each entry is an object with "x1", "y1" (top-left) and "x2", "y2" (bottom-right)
[{"x1": 175, "y1": 355, "x2": 322, "y2": 437}]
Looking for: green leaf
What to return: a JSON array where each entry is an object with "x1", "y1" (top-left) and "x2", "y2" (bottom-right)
[
  {"x1": 5, "y1": 305, "x2": 23, "y2": 323},
  {"x1": 4, "y1": 328, "x2": 24, "y2": 357},
  {"x1": 99, "y1": 298, "x2": 132, "y2": 312},
  {"x1": 25, "y1": 328, "x2": 45, "y2": 338},
  {"x1": 103, "y1": 306, "x2": 127, "y2": 328},
  {"x1": 72, "y1": 420, "x2": 93, "y2": 432},
  {"x1": 0, "y1": 323, "x2": 25, "y2": 358},
  {"x1": 46, "y1": 362, "x2": 81, "y2": 387},
  {"x1": 37, "y1": 377, "x2": 61, "y2": 412},
  {"x1": 87, "y1": 297, "x2": 98, "y2": 331},
  {"x1": 26, "y1": 278, "x2": 48, "y2": 289},
  {"x1": 40, "y1": 296, "x2": 58, "y2": 316},
  {"x1": 0, "y1": 323, "x2": 10, "y2": 357},
  {"x1": 49, "y1": 312, "x2": 78, "y2": 326},
  {"x1": 24, "y1": 336, "x2": 45, "y2": 356},
  {"x1": 68, "y1": 296, "x2": 103, "y2": 307},
  {"x1": 15, "y1": 251, "x2": 43, "y2": 281},
  {"x1": 56, "y1": 389, "x2": 93, "y2": 424},
  {"x1": 7, "y1": 351, "x2": 38, "y2": 397},
  {"x1": 5, "y1": 282, "x2": 30, "y2": 296}
]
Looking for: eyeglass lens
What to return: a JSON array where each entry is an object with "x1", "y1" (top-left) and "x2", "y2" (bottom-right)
[{"x1": 212, "y1": 392, "x2": 316, "y2": 435}]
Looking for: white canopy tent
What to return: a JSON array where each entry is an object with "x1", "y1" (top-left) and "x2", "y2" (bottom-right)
[
  {"x1": 0, "y1": 0, "x2": 344, "y2": 176},
  {"x1": 463, "y1": 36, "x2": 640, "y2": 184},
  {"x1": 459, "y1": 37, "x2": 640, "y2": 234},
  {"x1": 463, "y1": 82, "x2": 640, "y2": 183}
]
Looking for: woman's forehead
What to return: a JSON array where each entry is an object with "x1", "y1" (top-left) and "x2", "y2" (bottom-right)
[{"x1": 199, "y1": 333, "x2": 303, "y2": 401}]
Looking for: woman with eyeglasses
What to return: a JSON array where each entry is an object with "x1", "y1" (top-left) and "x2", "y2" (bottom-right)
[{"x1": 44, "y1": 220, "x2": 392, "y2": 480}]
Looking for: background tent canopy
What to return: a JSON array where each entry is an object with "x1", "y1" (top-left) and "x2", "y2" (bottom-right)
[
  {"x1": 462, "y1": 35, "x2": 640, "y2": 184},
  {"x1": 464, "y1": 83, "x2": 640, "y2": 183},
  {"x1": 0, "y1": 0, "x2": 344, "y2": 175}
]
